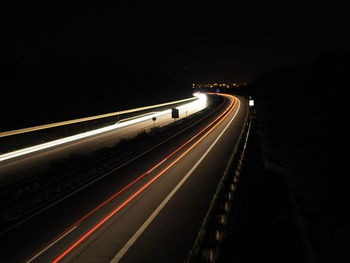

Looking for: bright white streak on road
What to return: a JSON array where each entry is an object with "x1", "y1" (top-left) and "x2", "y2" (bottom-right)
[{"x1": 0, "y1": 94, "x2": 207, "y2": 162}]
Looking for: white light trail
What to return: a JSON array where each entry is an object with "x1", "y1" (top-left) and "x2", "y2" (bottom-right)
[
  {"x1": 0, "y1": 96, "x2": 198, "y2": 138},
  {"x1": 0, "y1": 94, "x2": 207, "y2": 162}
]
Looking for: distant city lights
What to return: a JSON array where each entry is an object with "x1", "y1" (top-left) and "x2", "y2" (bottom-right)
[{"x1": 192, "y1": 82, "x2": 249, "y2": 89}]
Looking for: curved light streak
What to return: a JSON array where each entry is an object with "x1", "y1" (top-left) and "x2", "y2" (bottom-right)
[
  {"x1": 0, "y1": 97, "x2": 199, "y2": 138},
  {"x1": 0, "y1": 94, "x2": 207, "y2": 162}
]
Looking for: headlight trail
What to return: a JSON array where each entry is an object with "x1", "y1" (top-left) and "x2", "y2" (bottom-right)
[
  {"x1": 0, "y1": 94, "x2": 207, "y2": 162},
  {"x1": 0, "y1": 96, "x2": 199, "y2": 138}
]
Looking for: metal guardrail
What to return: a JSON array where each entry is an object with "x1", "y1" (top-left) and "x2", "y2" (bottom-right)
[{"x1": 185, "y1": 101, "x2": 252, "y2": 263}]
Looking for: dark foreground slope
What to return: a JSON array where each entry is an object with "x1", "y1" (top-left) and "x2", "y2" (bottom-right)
[
  {"x1": 241, "y1": 52, "x2": 350, "y2": 263},
  {"x1": 0, "y1": 58, "x2": 192, "y2": 131}
]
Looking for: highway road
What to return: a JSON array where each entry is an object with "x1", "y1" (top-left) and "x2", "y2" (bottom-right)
[
  {"x1": 0, "y1": 94, "x2": 207, "y2": 186},
  {"x1": 0, "y1": 93, "x2": 248, "y2": 263}
]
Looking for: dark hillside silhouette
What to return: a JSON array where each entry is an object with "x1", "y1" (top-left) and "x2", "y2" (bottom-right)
[{"x1": 246, "y1": 51, "x2": 350, "y2": 263}]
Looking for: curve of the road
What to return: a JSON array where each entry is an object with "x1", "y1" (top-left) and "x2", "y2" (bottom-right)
[{"x1": 0, "y1": 93, "x2": 248, "y2": 263}]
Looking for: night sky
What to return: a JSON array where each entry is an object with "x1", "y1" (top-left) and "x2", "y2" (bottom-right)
[{"x1": 2, "y1": 3, "x2": 349, "y2": 83}]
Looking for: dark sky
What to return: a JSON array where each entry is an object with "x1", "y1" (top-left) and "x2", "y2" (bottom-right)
[{"x1": 1, "y1": 3, "x2": 349, "y2": 82}]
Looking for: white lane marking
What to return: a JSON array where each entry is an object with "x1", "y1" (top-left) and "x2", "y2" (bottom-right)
[
  {"x1": 25, "y1": 225, "x2": 78, "y2": 263},
  {"x1": 110, "y1": 97, "x2": 241, "y2": 263}
]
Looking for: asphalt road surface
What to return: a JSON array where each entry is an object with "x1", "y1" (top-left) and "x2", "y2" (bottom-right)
[{"x1": 0, "y1": 93, "x2": 248, "y2": 263}]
